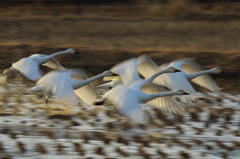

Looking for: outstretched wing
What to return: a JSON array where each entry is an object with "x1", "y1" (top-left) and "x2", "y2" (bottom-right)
[
  {"x1": 103, "y1": 84, "x2": 148, "y2": 124},
  {"x1": 141, "y1": 84, "x2": 185, "y2": 115},
  {"x1": 71, "y1": 69, "x2": 102, "y2": 107},
  {"x1": 42, "y1": 58, "x2": 65, "y2": 70},
  {"x1": 138, "y1": 56, "x2": 198, "y2": 101},
  {"x1": 37, "y1": 70, "x2": 78, "y2": 106},
  {"x1": 12, "y1": 57, "x2": 42, "y2": 81},
  {"x1": 137, "y1": 55, "x2": 167, "y2": 87},
  {"x1": 171, "y1": 59, "x2": 221, "y2": 92},
  {"x1": 111, "y1": 58, "x2": 142, "y2": 86}
]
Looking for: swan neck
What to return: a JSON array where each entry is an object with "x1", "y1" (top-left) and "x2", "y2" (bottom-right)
[
  {"x1": 38, "y1": 50, "x2": 69, "y2": 64},
  {"x1": 46, "y1": 50, "x2": 69, "y2": 59},
  {"x1": 73, "y1": 73, "x2": 106, "y2": 89},
  {"x1": 143, "y1": 90, "x2": 177, "y2": 102},
  {"x1": 146, "y1": 70, "x2": 168, "y2": 83},
  {"x1": 187, "y1": 69, "x2": 211, "y2": 80}
]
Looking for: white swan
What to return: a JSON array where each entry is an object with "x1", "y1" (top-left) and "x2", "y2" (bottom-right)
[
  {"x1": 99, "y1": 57, "x2": 186, "y2": 113},
  {"x1": 95, "y1": 58, "x2": 188, "y2": 123},
  {"x1": 99, "y1": 85, "x2": 188, "y2": 124},
  {"x1": 30, "y1": 69, "x2": 116, "y2": 112},
  {"x1": 3, "y1": 48, "x2": 79, "y2": 81},
  {"x1": 137, "y1": 56, "x2": 222, "y2": 102},
  {"x1": 72, "y1": 70, "x2": 110, "y2": 107}
]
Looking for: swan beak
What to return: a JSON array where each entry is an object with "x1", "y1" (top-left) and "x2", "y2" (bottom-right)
[
  {"x1": 218, "y1": 68, "x2": 223, "y2": 73},
  {"x1": 73, "y1": 49, "x2": 80, "y2": 54},
  {"x1": 109, "y1": 72, "x2": 118, "y2": 76},
  {"x1": 181, "y1": 90, "x2": 189, "y2": 95},
  {"x1": 173, "y1": 67, "x2": 181, "y2": 72}
]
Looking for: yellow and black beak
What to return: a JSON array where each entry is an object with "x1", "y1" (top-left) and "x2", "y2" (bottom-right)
[
  {"x1": 181, "y1": 90, "x2": 189, "y2": 95},
  {"x1": 73, "y1": 49, "x2": 80, "y2": 54},
  {"x1": 109, "y1": 71, "x2": 118, "y2": 76},
  {"x1": 218, "y1": 68, "x2": 223, "y2": 73},
  {"x1": 173, "y1": 67, "x2": 181, "y2": 72}
]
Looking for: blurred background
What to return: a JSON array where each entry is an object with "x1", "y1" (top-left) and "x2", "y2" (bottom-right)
[
  {"x1": 0, "y1": 1, "x2": 240, "y2": 159},
  {"x1": 0, "y1": 0, "x2": 239, "y2": 90},
  {"x1": 0, "y1": 0, "x2": 240, "y2": 91}
]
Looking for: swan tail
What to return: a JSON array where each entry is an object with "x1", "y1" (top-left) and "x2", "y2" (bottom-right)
[{"x1": 29, "y1": 86, "x2": 42, "y2": 92}]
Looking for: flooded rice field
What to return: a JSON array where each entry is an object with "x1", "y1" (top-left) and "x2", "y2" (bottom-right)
[{"x1": 0, "y1": 75, "x2": 239, "y2": 159}]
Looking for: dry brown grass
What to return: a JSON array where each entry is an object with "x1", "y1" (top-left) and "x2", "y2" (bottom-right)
[
  {"x1": 0, "y1": 4, "x2": 239, "y2": 92},
  {"x1": 1, "y1": 13, "x2": 240, "y2": 53}
]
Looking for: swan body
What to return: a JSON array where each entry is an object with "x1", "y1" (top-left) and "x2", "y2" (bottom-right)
[
  {"x1": 97, "y1": 57, "x2": 187, "y2": 123},
  {"x1": 30, "y1": 69, "x2": 114, "y2": 108},
  {"x1": 99, "y1": 57, "x2": 186, "y2": 113},
  {"x1": 137, "y1": 56, "x2": 222, "y2": 102},
  {"x1": 4, "y1": 48, "x2": 79, "y2": 81},
  {"x1": 102, "y1": 84, "x2": 188, "y2": 124}
]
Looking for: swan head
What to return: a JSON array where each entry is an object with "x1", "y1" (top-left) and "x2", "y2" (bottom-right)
[
  {"x1": 166, "y1": 67, "x2": 181, "y2": 73},
  {"x1": 210, "y1": 67, "x2": 222, "y2": 74},
  {"x1": 175, "y1": 90, "x2": 189, "y2": 95},
  {"x1": 103, "y1": 70, "x2": 118, "y2": 76},
  {"x1": 66, "y1": 48, "x2": 80, "y2": 54}
]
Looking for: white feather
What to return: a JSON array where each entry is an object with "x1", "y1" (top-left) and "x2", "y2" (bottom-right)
[
  {"x1": 72, "y1": 70, "x2": 102, "y2": 107},
  {"x1": 138, "y1": 56, "x2": 221, "y2": 102},
  {"x1": 32, "y1": 69, "x2": 112, "y2": 107},
  {"x1": 103, "y1": 84, "x2": 149, "y2": 124},
  {"x1": 7, "y1": 48, "x2": 77, "y2": 81},
  {"x1": 36, "y1": 70, "x2": 78, "y2": 106},
  {"x1": 12, "y1": 56, "x2": 42, "y2": 81}
]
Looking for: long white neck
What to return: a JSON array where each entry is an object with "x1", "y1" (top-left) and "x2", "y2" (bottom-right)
[
  {"x1": 73, "y1": 72, "x2": 107, "y2": 89},
  {"x1": 143, "y1": 90, "x2": 180, "y2": 102},
  {"x1": 186, "y1": 69, "x2": 212, "y2": 80},
  {"x1": 37, "y1": 50, "x2": 70, "y2": 64},
  {"x1": 143, "y1": 69, "x2": 169, "y2": 85}
]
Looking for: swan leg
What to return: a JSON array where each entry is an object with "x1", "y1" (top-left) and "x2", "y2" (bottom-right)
[
  {"x1": 36, "y1": 93, "x2": 44, "y2": 99},
  {"x1": 44, "y1": 95, "x2": 53, "y2": 103},
  {"x1": 44, "y1": 95, "x2": 52, "y2": 115}
]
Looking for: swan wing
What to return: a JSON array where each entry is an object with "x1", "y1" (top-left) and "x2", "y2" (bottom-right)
[
  {"x1": 141, "y1": 84, "x2": 185, "y2": 115},
  {"x1": 37, "y1": 70, "x2": 78, "y2": 106},
  {"x1": 12, "y1": 57, "x2": 42, "y2": 81},
  {"x1": 111, "y1": 58, "x2": 141, "y2": 85},
  {"x1": 137, "y1": 55, "x2": 167, "y2": 86},
  {"x1": 172, "y1": 59, "x2": 221, "y2": 92},
  {"x1": 191, "y1": 75, "x2": 221, "y2": 92},
  {"x1": 103, "y1": 76, "x2": 121, "y2": 82},
  {"x1": 42, "y1": 58, "x2": 65, "y2": 70},
  {"x1": 71, "y1": 69, "x2": 101, "y2": 107},
  {"x1": 97, "y1": 80, "x2": 122, "y2": 89},
  {"x1": 104, "y1": 84, "x2": 148, "y2": 124},
  {"x1": 137, "y1": 57, "x2": 198, "y2": 101},
  {"x1": 158, "y1": 62, "x2": 171, "y2": 71}
]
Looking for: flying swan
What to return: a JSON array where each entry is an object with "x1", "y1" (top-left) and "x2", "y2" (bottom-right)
[
  {"x1": 95, "y1": 57, "x2": 188, "y2": 123},
  {"x1": 3, "y1": 48, "x2": 79, "y2": 81},
  {"x1": 30, "y1": 69, "x2": 116, "y2": 113},
  {"x1": 137, "y1": 56, "x2": 222, "y2": 102}
]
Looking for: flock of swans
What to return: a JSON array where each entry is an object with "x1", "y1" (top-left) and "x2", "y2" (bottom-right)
[{"x1": 3, "y1": 48, "x2": 222, "y2": 124}]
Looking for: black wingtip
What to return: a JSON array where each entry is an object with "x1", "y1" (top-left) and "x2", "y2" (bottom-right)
[{"x1": 94, "y1": 101, "x2": 105, "y2": 106}]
